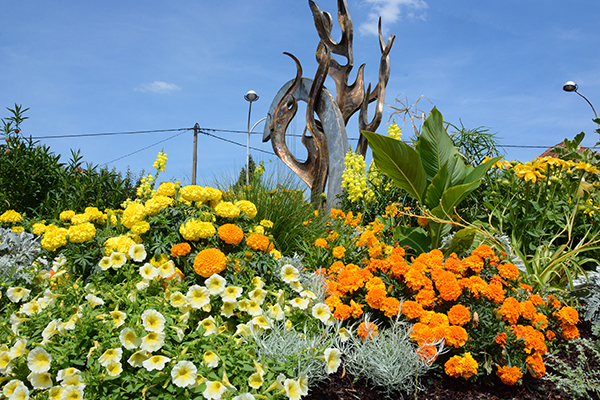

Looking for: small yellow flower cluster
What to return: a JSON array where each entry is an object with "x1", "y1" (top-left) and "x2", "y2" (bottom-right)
[
  {"x1": 495, "y1": 156, "x2": 600, "y2": 184},
  {"x1": 136, "y1": 174, "x2": 155, "y2": 199},
  {"x1": 387, "y1": 121, "x2": 402, "y2": 140},
  {"x1": 341, "y1": 149, "x2": 374, "y2": 203},
  {"x1": 179, "y1": 219, "x2": 216, "y2": 241},
  {"x1": 0, "y1": 210, "x2": 22, "y2": 224},
  {"x1": 152, "y1": 151, "x2": 168, "y2": 172}
]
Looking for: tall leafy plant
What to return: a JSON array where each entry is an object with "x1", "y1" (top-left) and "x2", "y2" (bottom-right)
[{"x1": 362, "y1": 107, "x2": 501, "y2": 252}]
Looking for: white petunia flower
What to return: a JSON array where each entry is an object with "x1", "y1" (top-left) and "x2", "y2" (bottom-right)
[
  {"x1": 110, "y1": 252, "x2": 127, "y2": 269},
  {"x1": 56, "y1": 367, "x2": 80, "y2": 382},
  {"x1": 60, "y1": 384, "x2": 84, "y2": 400},
  {"x1": 106, "y1": 361, "x2": 123, "y2": 376},
  {"x1": 280, "y1": 264, "x2": 300, "y2": 283},
  {"x1": 289, "y1": 298, "x2": 310, "y2": 310},
  {"x1": 98, "y1": 256, "x2": 113, "y2": 271},
  {"x1": 85, "y1": 294, "x2": 104, "y2": 307},
  {"x1": 171, "y1": 360, "x2": 197, "y2": 388},
  {"x1": 42, "y1": 319, "x2": 62, "y2": 341},
  {"x1": 300, "y1": 290, "x2": 316, "y2": 300},
  {"x1": 27, "y1": 347, "x2": 52, "y2": 373},
  {"x1": 266, "y1": 304, "x2": 285, "y2": 321},
  {"x1": 8, "y1": 383, "x2": 29, "y2": 400},
  {"x1": 142, "y1": 355, "x2": 170, "y2": 371},
  {"x1": 9, "y1": 338, "x2": 27, "y2": 359},
  {"x1": 249, "y1": 288, "x2": 267, "y2": 305},
  {"x1": 221, "y1": 286, "x2": 243, "y2": 303},
  {"x1": 248, "y1": 372, "x2": 264, "y2": 389},
  {"x1": 139, "y1": 263, "x2": 159, "y2": 280},
  {"x1": 139, "y1": 332, "x2": 166, "y2": 353},
  {"x1": 98, "y1": 348, "x2": 123, "y2": 367},
  {"x1": 246, "y1": 300, "x2": 263, "y2": 316},
  {"x1": 324, "y1": 348, "x2": 342, "y2": 374},
  {"x1": 298, "y1": 373, "x2": 309, "y2": 396},
  {"x1": 141, "y1": 309, "x2": 166, "y2": 333},
  {"x1": 21, "y1": 300, "x2": 41, "y2": 316},
  {"x1": 187, "y1": 285, "x2": 210, "y2": 309},
  {"x1": 136, "y1": 279, "x2": 150, "y2": 290},
  {"x1": 3, "y1": 379, "x2": 24, "y2": 397},
  {"x1": 127, "y1": 350, "x2": 150, "y2": 368},
  {"x1": 289, "y1": 280, "x2": 303, "y2": 293},
  {"x1": 220, "y1": 301, "x2": 237, "y2": 318},
  {"x1": 169, "y1": 291, "x2": 188, "y2": 308},
  {"x1": 200, "y1": 316, "x2": 217, "y2": 336},
  {"x1": 28, "y1": 371, "x2": 52, "y2": 389},
  {"x1": 205, "y1": 274, "x2": 227, "y2": 295},
  {"x1": 110, "y1": 311, "x2": 127, "y2": 328},
  {"x1": 311, "y1": 303, "x2": 332, "y2": 324},
  {"x1": 233, "y1": 394, "x2": 256, "y2": 400},
  {"x1": 203, "y1": 351, "x2": 220, "y2": 368},
  {"x1": 6, "y1": 287, "x2": 31, "y2": 303},
  {"x1": 128, "y1": 244, "x2": 147, "y2": 262},
  {"x1": 203, "y1": 381, "x2": 228, "y2": 400},
  {"x1": 158, "y1": 260, "x2": 176, "y2": 278},
  {"x1": 284, "y1": 378, "x2": 302, "y2": 400}
]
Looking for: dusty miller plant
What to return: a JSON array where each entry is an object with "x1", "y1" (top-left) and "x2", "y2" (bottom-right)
[
  {"x1": 571, "y1": 266, "x2": 600, "y2": 335},
  {"x1": 0, "y1": 227, "x2": 42, "y2": 284},
  {"x1": 344, "y1": 315, "x2": 442, "y2": 398},
  {"x1": 544, "y1": 338, "x2": 600, "y2": 399}
]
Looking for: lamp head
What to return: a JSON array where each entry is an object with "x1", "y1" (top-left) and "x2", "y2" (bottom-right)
[
  {"x1": 563, "y1": 81, "x2": 578, "y2": 92},
  {"x1": 244, "y1": 90, "x2": 259, "y2": 102}
]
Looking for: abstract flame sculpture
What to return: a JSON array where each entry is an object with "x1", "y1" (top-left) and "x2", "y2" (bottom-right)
[{"x1": 263, "y1": 0, "x2": 395, "y2": 209}]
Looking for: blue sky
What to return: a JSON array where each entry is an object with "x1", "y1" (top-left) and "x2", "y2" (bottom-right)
[{"x1": 2, "y1": 0, "x2": 600, "y2": 187}]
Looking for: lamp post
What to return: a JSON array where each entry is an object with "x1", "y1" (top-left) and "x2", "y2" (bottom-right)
[
  {"x1": 244, "y1": 90, "x2": 259, "y2": 185},
  {"x1": 563, "y1": 81, "x2": 599, "y2": 120}
]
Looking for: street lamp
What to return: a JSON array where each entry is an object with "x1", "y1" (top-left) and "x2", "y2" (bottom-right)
[
  {"x1": 563, "y1": 81, "x2": 599, "y2": 120},
  {"x1": 244, "y1": 90, "x2": 259, "y2": 185}
]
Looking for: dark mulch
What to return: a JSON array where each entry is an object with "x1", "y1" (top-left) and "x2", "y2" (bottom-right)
[{"x1": 305, "y1": 322, "x2": 599, "y2": 400}]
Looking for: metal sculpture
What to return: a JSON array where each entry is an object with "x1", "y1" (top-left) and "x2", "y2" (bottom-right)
[{"x1": 263, "y1": 0, "x2": 395, "y2": 209}]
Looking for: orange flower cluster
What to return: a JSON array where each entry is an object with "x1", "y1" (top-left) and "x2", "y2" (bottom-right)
[
  {"x1": 218, "y1": 223, "x2": 244, "y2": 245},
  {"x1": 357, "y1": 321, "x2": 378, "y2": 341},
  {"x1": 444, "y1": 353, "x2": 478, "y2": 380},
  {"x1": 170, "y1": 243, "x2": 191, "y2": 257},
  {"x1": 246, "y1": 233, "x2": 274, "y2": 252},
  {"x1": 496, "y1": 365, "x2": 523, "y2": 385},
  {"x1": 193, "y1": 248, "x2": 227, "y2": 278},
  {"x1": 314, "y1": 238, "x2": 328, "y2": 248}
]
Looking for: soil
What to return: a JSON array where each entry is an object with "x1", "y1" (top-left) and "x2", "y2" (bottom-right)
[{"x1": 305, "y1": 321, "x2": 600, "y2": 400}]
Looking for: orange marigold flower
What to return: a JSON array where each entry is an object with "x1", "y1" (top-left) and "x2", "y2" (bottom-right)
[
  {"x1": 193, "y1": 248, "x2": 227, "y2": 278},
  {"x1": 365, "y1": 286, "x2": 387, "y2": 309},
  {"x1": 545, "y1": 330, "x2": 556, "y2": 341},
  {"x1": 519, "y1": 301, "x2": 537, "y2": 320},
  {"x1": 562, "y1": 324, "x2": 580, "y2": 340},
  {"x1": 500, "y1": 297, "x2": 521, "y2": 325},
  {"x1": 448, "y1": 304, "x2": 471, "y2": 326},
  {"x1": 436, "y1": 276, "x2": 463, "y2": 302},
  {"x1": 410, "y1": 323, "x2": 435, "y2": 346},
  {"x1": 520, "y1": 283, "x2": 533, "y2": 292},
  {"x1": 357, "y1": 321, "x2": 379, "y2": 341},
  {"x1": 417, "y1": 344, "x2": 439, "y2": 366},
  {"x1": 528, "y1": 294, "x2": 546, "y2": 307},
  {"x1": 314, "y1": 238, "x2": 328, "y2": 248},
  {"x1": 381, "y1": 297, "x2": 401, "y2": 317},
  {"x1": 349, "y1": 300, "x2": 364, "y2": 318},
  {"x1": 547, "y1": 294, "x2": 561, "y2": 309},
  {"x1": 462, "y1": 255, "x2": 484, "y2": 274},
  {"x1": 365, "y1": 277, "x2": 386, "y2": 291},
  {"x1": 526, "y1": 353, "x2": 546, "y2": 378},
  {"x1": 497, "y1": 263, "x2": 520, "y2": 281},
  {"x1": 428, "y1": 313, "x2": 450, "y2": 329},
  {"x1": 483, "y1": 283, "x2": 505, "y2": 304},
  {"x1": 556, "y1": 306, "x2": 579, "y2": 325},
  {"x1": 388, "y1": 256, "x2": 409, "y2": 278},
  {"x1": 444, "y1": 353, "x2": 478, "y2": 380},
  {"x1": 330, "y1": 208, "x2": 345, "y2": 220},
  {"x1": 170, "y1": 243, "x2": 191, "y2": 257},
  {"x1": 444, "y1": 326, "x2": 468, "y2": 348},
  {"x1": 444, "y1": 253, "x2": 466, "y2": 275},
  {"x1": 217, "y1": 224, "x2": 244, "y2": 245},
  {"x1": 415, "y1": 288, "x2": 436, "y2": 309},
  {"x1": 332, "y1": 246, "x2": 346, "y2": 259},
  {"x1": 496, "y1": 365, "x2": 523, "y2": 385},
  {"x1": 531, "y1": 313, "x2": 548, "y2": 330},
  {"x1": 472, "y1": 244, "x2": 498, "y2": 263},
  {"x1": 333, "y1": 303, "x2": 352, "y2": 320},
  {"x1": 401, "y1": 300, "x2": 425, "y2": 320},
  {"x1": 246, "y1": 233, "x2": 274, "y2": 252},
  {"x1": 404, "y1": 269, "x2": 431, "y2": 291},
  {"x1": 495, "y1": 332, "x2": 507, "y2": 347},
  {"x1": 329, "y1": 261, "x2": 345, "y2": 274},
  {"x1": 465, "y1": 276, "x2": 487, "y2": 299}
]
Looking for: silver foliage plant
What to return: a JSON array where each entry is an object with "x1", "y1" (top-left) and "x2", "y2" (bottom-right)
[{"x1": 0, "y1": 227, "x2": 42, "y2": 284}]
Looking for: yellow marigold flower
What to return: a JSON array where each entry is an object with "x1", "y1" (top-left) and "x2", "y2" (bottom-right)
[
  {"x1": 214, "y1": 202, "x2": 241, "y2": 218},
  {"x1": 67, "y1": 222, "x2": 96, "y2": 243},
  {"x1": 332, "y1": 246, "x2": 346, "y2": 259},
  {"x1": 0, "y1": 209, "x2": 22, "y2": 224},
  {"x1": 31, "y1": 222, "x2": 46, "y2": 236},
  {"x1": 260, "y1": 219, "x2": 273, "y2": 228},
  {"x1": 156, "y1": 182, "x2": 176, "y2": 197},
  {"x1": 496, "y1": 365, "x2": 523, "y2": 385},
  {"x1": 41, "y1": 227, "x2": 68, "y2": 251},
  {"x1": 314, "y1": 238, "x2": 328, "y2": 248},
  {"x1": 246, "y1": 234, "x2": 273, "y2": 252},
  {"x1": 121, "y1": 202, "x2": 146, "y2": 229},
  {"x1": 193, "y1": 248, "x2": 227, "y2": 278},
  {"x1": 179, "y1": 219, "x2": 216, "y2": 241},
  {"x1": 59, "y1": 210, "x2": 75, "y2": 222},
  {"x1": 131, "y1": 221, "x2": 150, "y2": 235},
  {"x1": 104, "y1": 235, "x2": 136, "y2": 255},
  {"x1": 144, "y1": 195, "x2": 174, "y2": 216},
  {"x1": 180, "y1": 185, "x2": 206, "y2": 202},
  {"x1": 217, "y1": 224, "x2": 244, "y2": 245},
  {"x1": 235, "y1": 200, "x2": 258, "y2": 219},
  {"x1": 84, "y1": 206, "x2": 104, "y2": 222},
  {"x1": 204, "y1": 187, "x2": 223, "y2": 203}
]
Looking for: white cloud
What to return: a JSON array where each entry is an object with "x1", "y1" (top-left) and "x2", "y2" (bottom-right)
[
  {"x1": 359, "y1": 0, "x2": 428, "y2": 36},
  {"x1": 135, "y1": 81, "x2": 181, "y2": 94}
]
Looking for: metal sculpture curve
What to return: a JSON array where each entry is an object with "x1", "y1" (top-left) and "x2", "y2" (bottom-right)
[{"x1": 263, "y1": 0, "x2": 395, "y2": 209}]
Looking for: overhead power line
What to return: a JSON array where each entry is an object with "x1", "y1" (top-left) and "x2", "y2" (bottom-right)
[
  {"x1": 31, "y1": 128, "x2": 191, "y2": 139},
  {"x1": 100, "y1": 130, "x2": 189, "y2": 167}
]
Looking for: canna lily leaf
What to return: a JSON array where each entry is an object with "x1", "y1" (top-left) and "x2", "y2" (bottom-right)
[{"x1": 415, "y1": 107, "x2": 459, "y2": 182}]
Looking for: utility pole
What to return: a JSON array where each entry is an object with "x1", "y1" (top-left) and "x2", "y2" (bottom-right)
[{"x1": 192, "y1": 123, "x2": 199, "y2": 185}]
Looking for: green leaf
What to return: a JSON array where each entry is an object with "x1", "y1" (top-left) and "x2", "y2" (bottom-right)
[
  {"x1": 362, "y1": 130, "x2": 428, "y2": 203},
  {"x1": 424, "y1": 160, "x2": 450, "y2": 210},
  {"x1": 393, "y1": 225, "x2": 431, "y2": 255},
  {"x1": 415, "y1": 107, "x2": 459, "y2": 181},
  {"x1": 443, "y1": 228, "x2": 476, "y2": 256}
]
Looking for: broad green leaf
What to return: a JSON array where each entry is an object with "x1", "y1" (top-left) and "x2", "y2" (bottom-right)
[
  {"x1": 424, "y1": 160, "x2": 450, "y2": 210},
  {"x1": 393, "y1": 225, "x2": 431, "y2": 255},
  {"x1": 464, "y1": 156, "x2": 503, "y2": 184},
  {"x1": 415, "y1": 107, "x2": 458, "y2": 181},
  {"x1": 362, "y1": 130, "x2": 427, "y2": 203},
  {"x1": 447, "y1": 153, "x2": 467, "y2": 187},
  {"x1": 443, "y1": 228, "x2": 476, "y2": 256}
]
